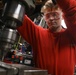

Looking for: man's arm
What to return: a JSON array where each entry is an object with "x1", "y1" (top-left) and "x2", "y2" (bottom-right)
[
  {"x1": 17, "y1": 15, "x2": 38, "y2": 45},
  {"x1": 56, "y1": 0, "x2": 76, "y2": 41},
  {"x1": 56, "y1": 0, "x2": 76, "y2": 13},
  {"x1": 17, "y1": 15, "x2": 44, "y2": 45}
]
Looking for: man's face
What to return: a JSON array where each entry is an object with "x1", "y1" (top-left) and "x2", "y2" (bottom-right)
[{"x1": 43, "y1": 8, "x2": 62, "y2": 32}]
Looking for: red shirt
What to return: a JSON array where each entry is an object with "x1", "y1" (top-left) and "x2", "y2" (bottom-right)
[{"x1": 17, "y1": 0, "x2": 76, "y2": 75}]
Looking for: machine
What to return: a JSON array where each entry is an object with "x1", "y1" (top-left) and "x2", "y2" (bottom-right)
[
  {"x1": 0, "y1": 0, "x2": 36, "y2": 61},
  {"x1": 0, "y1": 61, "x2": 48, "y2": 75}
]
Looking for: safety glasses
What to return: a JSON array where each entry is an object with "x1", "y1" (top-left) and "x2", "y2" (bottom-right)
[{"x1": 43, "y1": 11, "x2": 60, "y2": 20}]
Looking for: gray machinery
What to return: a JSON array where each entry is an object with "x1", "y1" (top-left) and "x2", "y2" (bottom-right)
[
  {"x1": 0, "y1": 61, "x2": 48, "y2": 75},
  {"x1": 0, "y1": 0, "x2": 36, "y2": 60}
]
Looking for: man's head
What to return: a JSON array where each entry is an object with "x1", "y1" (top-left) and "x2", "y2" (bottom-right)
[{"x1": 41, "y1": 0, "x2": 62, "y2": 33}]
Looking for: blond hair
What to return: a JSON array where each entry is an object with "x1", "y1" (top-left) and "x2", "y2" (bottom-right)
[{"x1": 41, "y1": 0, "x2": 58, "y2": 13}]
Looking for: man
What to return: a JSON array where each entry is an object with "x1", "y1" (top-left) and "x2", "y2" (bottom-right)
[
  {"x1": 17, "y1": 0, "x2": 76, "y2": 75},
  {"x1": 41, "y1": 0, "x2": 63, "y2": 32}
]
